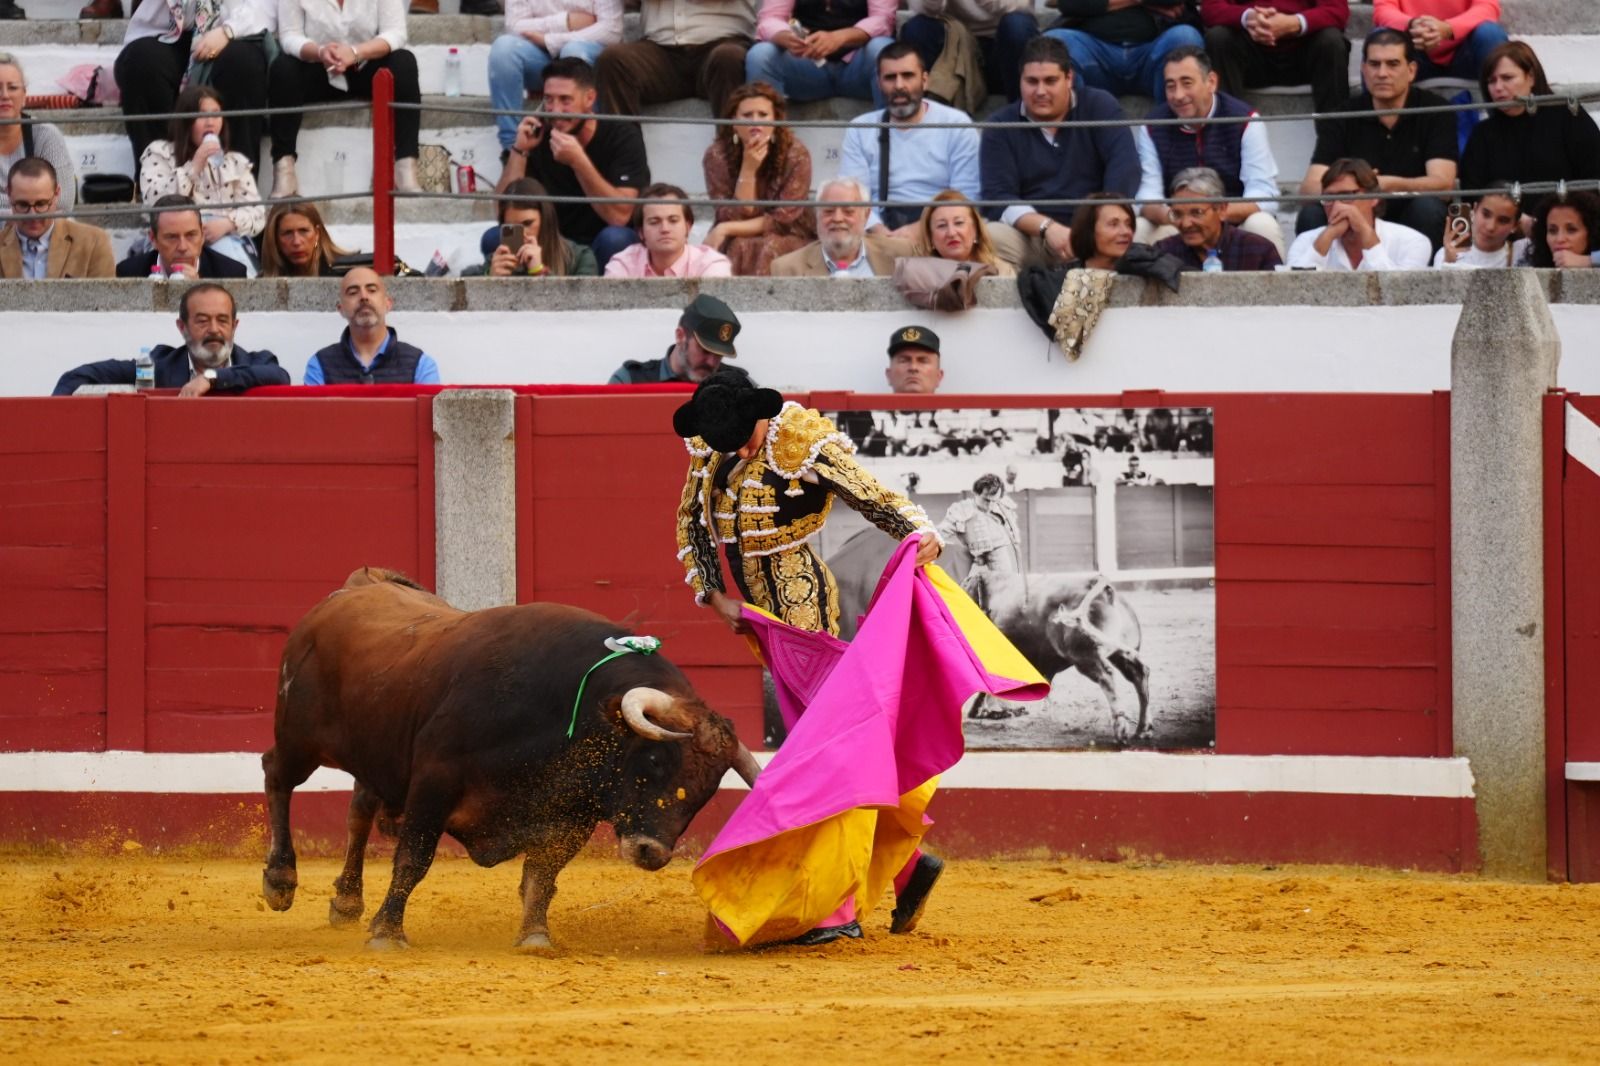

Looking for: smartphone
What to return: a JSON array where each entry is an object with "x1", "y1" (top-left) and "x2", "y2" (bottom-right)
[
  {"x1": 500, "y1": 223, "x2": 524, "y2": 255},
  {"x1": 1447, "y1": 202, "x2": 1471, "y2": 242}
]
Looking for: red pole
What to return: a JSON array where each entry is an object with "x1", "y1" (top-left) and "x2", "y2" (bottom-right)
[{"x1": 372, "y1": 68, "x2": 395, "y2": 276}]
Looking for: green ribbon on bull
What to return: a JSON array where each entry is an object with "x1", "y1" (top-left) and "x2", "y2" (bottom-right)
[{"x1": 568, "y1": 636, "x2": 663, "y2": 739}]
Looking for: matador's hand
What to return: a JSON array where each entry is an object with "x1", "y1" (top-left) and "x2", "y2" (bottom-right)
[
  {"x1": 707, "y1": 590, "x2": 752, "y2": 635},
  {"x1": 912, "y1": 533, "x2": 942, "y2": 568}
]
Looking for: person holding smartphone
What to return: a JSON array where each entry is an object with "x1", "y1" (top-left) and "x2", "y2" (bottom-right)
[
  {"x1": 1434, "y1": 187, "x2": 1526, "y2": 269},
  {"x1": 470, "y1": 177, "x2": 598, "y2": 277}
]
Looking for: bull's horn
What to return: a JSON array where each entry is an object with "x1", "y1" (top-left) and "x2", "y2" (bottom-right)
[
  {"x1": 730, "y1": 742, "x2": 761, "y2": 787},
  {"x1": 621, "y1": 688, "x2": 694, "y2": 742}
]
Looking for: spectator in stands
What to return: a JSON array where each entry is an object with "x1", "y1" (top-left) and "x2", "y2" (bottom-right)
[
  {"x1": 608, "y1": 293, "x2": 740, "y2": 384},
  {"x1": 305, "y1": 267, "x2": 441, "y2": 385},
  {"x1": 0, "y1": 54, "x2": 78, "y2": 209},
  {"x1": 980, "y1": 35, "x2": 1140, "y2": 266},
  {"x1": 1119, "y1": 454, "x2": 1158, "y2": 484},
  {"x1": 116, "y1": 194, "x2": 248, "y2": 278},
  {"x1": 113, "y1": 1, "x2": 272, "y2": 179},
  {"x1": 261, "y1": 202, "x2": 355, "y2": 277},
  {"x1": 271, "y1": 0, "x2": 423, "y2": 196},
  {"x1": 470, "y1": 177, "x2": 598, "y2": 277},
  {"x1": 1459, "y1": 42, "x2": 1600, "y2": 200},
  {"x1": 1044, "y1": 0, "x2": 1204, "y2": 100},
  {"x1": 702, "y1": 81, "x2": 817, "y2": 276},
  {"x1": 496, "y1": 57, "x2": 649, "y2": 271},
  {"x1": 138, "y1": 85, "x2": 265, "y2": 275},
  {"x1": 490, "y1": 3, "x2": 621, "y2": 157},
  {"x1": 918, "y1": 189, "x2": 1015, "y2": 276},
  {"x1": 1296, "y1": 28, "x2": 1456, "y2": 249},
  {"x1": 745, "y1": 0, "x2": 896, "y2": 107},
  {"x1": 885, "y1": 324, "x2": 944, "y2": 394},
  {"x1": 1064, "y1": 192, "x2": 1136, "y2": 269},
  {"x1": 51, "y1": 283, "x2": 289, "y2": 396},
  {"x1": 1525, "y1": 191, "x2": 1600, "y2": 270},
  {"x1": 1200, "y1": 0, "x2": 1350, "y2": 133},
  {"x1": 840, "y1": 43, "x2": 999, "y2": 249},
  {"x1": 1154, "y1": 166, "x2": 1283, "y2": 270},
  {"x1": 0, "y1": 158, "x2": 114, "y2": 279},
  {"x1": 900, "y1": 1, "x2": 1038, "y2": 104},
  {"x1": 1134, "y1": 45, "x2": 1282, "y2": 254},
  {"x1": 1433, "y1": 185, "x2": 1526, "y2": 268},
  {"x1": 1287, "y1": 156, "x2": 1433, "y2": 270},
  {"x1": 604, "y1": 184, "x2": 734, "y2": 277},
  {"x1": 595, "y1": 0, "x2": 753, "y2": 119},
  {"x1": 771, "y1": 177, "x2": 915, "y2": 276},
  {"x1": 1373, "y1": 0, "x2": 1507, "y2": 83}
]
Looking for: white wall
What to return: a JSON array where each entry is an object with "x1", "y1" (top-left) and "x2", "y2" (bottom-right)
[{"x1": 11, "y1": 302, "x2": 1600, "y2": 398}]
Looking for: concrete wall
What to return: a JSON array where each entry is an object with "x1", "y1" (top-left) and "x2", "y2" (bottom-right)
[{"x1": 9, "y1": 271, "x2": 1600, "y2": 399}]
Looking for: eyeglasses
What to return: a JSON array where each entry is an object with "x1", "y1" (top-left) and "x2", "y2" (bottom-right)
[{"x1": 8, "y1": 199, "x2": 55, "y2": 214}]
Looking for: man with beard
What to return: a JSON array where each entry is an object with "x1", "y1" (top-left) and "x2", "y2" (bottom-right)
[
  {"x1": 1153, "y1": 167, "x2": 1282, "y2": 271},
  {"x1": 495, "y1": 57, "x2": 650, "y2": 271},
  {"x1": 115, "y1": 195, "x2": 248, "y2": 280},
  {"x1": 51, "y1": 284, "x2": 289, "y2": 395},
  {"x1": 304, "y1": 267, "x2": 442, "y2": 385},
  {"x1": 839, "y1": 43, "x2": 980, "y2": 237},
  {"x1": 771, "y1": 177, "x2": 914, "y2": 276},
  {"x1": 608, "y1": 294, "x2": 740, "y2": 384}
]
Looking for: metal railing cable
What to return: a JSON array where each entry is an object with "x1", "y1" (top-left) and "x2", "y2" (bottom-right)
[
  {"x1": 0, "y1": 101, "x2": 371, "y2": 127},
  {"x1": 397, "y1": 88, "x2": 1600, "y2": 130}
]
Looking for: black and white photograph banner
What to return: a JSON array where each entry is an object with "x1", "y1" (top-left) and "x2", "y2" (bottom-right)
[{"x1": 822, "y1": 405, "x2": 1217, "y2": 751}]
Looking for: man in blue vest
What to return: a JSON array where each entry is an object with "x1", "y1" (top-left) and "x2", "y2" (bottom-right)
[
  {"x1": 1133, "y1": 45, "x2": 1283, "y2": 256},
  {"x1": 304, "y1": 267, "x2": 442, "y2": 386}
]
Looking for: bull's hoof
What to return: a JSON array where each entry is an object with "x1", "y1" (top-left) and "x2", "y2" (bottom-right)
[
  {"x1": 514, "y1": 932, "x2": 555, "y2": 953},
  {"x1": 365, "y1": 933, "x2": 409, "y2": 951},
  {"x1": 328, "y1": 896, "x2": 364, "y2": 927},
  {"x1": 262, "y1": 870, "x2": 298, "y2": 911}
]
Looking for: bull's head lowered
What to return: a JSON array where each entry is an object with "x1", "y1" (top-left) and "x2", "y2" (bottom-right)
[{"x1": 609, "y1": 687, "x2": 760, "y2": 871}]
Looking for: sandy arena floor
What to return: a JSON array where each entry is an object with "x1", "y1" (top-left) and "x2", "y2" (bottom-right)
[{"x1": 3, "y1": 848, "x2": 1598, "y2": 1064}]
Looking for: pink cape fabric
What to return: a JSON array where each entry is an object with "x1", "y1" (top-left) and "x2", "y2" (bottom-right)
[{"x1": 692, "y1": 536, "x2": 1049, "y2": 946}]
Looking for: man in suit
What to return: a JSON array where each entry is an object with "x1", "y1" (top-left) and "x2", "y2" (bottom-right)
[
  {"x1": 0, "y1": 157, "x2": 115, "y2": 279},
  {"x1": 114, "y1": 194, "x2": 248, "y2": 280},
  {"x1": 771, "y1": 177, "x2": 914, "y2": 277},
  {"x1": 52, "y1": 283, "x2": 289, "y2": 395}
]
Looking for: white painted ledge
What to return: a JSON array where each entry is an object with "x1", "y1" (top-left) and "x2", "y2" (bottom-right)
[
  {"x1": 0, "y1": 750, "x2": 1475, "y2": 799},
  {"x1": 1568, "y1": 762, "x2": 1600, "y2": 782}
]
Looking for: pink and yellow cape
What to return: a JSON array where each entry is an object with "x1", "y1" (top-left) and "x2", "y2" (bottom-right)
[{"x1": 692, "y1": 536, "x2": 1049, "y2": 947}]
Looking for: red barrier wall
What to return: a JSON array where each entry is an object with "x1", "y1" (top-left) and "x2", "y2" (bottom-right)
[{"x1": 1, "y1": 396, "x2": 436, "y2": 754}]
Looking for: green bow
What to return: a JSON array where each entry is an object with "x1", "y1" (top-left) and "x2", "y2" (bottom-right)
[{"x1": 568, "y1": 636, "x2": 662, "y2": 739}]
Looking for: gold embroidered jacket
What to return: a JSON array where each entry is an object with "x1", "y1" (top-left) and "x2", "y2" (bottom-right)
[{"x1": 675, "y1": 401, "x2": 936, "y2": 604}]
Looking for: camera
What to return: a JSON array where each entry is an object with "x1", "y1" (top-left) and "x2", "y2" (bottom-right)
[{"x1": 1447, "y1": 202, "x2": 1471, "y2": 242}]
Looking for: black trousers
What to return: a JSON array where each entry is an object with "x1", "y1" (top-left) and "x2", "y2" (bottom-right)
[
  {"x1": 114, "y1": 34, "x2": 270, "y2": 176},
  {"x1": 1203, "y1": 25, "x2": 1350, "y2": 136},
  {"x1": 268, "y1": 50, "x2": 421, "y2": 161}
]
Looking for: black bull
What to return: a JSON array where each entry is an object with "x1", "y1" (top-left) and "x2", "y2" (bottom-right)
[
  {"x1": 261, "y1": 568, "x2": 759, "y2": 951},
  {"x1": 830, "y1": 531, "x2": 1153, "y2": 742}
]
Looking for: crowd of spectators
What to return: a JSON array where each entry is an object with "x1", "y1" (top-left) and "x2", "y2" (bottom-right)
[{"x1": 4, "y1": 0, "x2": 1600, "y2": 290}]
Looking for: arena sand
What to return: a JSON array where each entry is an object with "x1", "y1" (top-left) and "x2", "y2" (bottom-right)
[{"x1": 3, "y1": 848, "x2": 1599, "y2": 1064}]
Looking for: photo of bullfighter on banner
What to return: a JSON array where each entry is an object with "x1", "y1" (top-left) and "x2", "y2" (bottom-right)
[{"x1": 796, "y1": 405, "x2": 1217, "y2": 752}]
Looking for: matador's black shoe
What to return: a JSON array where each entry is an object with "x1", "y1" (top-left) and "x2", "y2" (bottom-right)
[
  {"x1": 890, "y1": 853, "x2": 945, "y2": 934},
  {"x1": 784, "y1": 921, "x2": 862, "y2": 947}
]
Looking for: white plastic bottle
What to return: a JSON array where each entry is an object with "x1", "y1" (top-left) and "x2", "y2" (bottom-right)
[
  {"x1": 134, "y1": 347, "x2": 155, "y2": 391},
  {"x1": 1202, "y1": 247, "x2": 1224, "y2": 274},
  {"x1": 444, "y1": 47, "x2": 462, "y2": 97},
  {"x1": 201, "y1": 131, "x2": 223, "y2": 186}
]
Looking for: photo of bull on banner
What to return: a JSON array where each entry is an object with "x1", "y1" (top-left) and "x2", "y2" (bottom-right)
[{"x1": 820, "y1": 405, "x2": 1217, "y2": 752}]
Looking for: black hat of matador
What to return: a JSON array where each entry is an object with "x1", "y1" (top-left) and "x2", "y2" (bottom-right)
[{"x1": 672, "y1": 368, "x2": 783, "y2": 453}]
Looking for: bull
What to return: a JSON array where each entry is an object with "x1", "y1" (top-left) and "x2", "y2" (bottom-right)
[
  {"x1": 966, "y1": 570, "x2": 1153, "y2": 743},
  {"x1": 261, "y1": 567, "x2": 760, "y2": 951}
]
